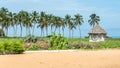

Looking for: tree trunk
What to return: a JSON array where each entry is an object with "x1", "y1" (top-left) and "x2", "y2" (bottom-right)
[
  {"x1": 62, "y1": 27, "x2": 64, "y2": 36},
  {"x1": 20, "y1": 24, "x2": 22, "y2": 37},
  {"x1": 54, "y1": 27, "x2": 57, "y2": 34},
  {"x1": 28, "y1": 27, "x2": 31, "y2": 35},
  {"x1": 13, "y1": 26, "x2": 16, "y2": 37},
  {"x1": 78, "y1": 26, "x2": 81, "y2": 38},
  {"x1": 15, "y1": 25, "x2": 17, "y2": 36},
  {"x1": 46, "y1": 27, "x2": 48, "y2": 36},
  {"x1": 69, "y1": 29, "x2": 71, "y2": 38},
  {"x1": 32, "y1": 23, "x2": 35, "y2": 35},
  {"x1": 43, "y1": 28, "x2": 44, "y2": 37},
  {"x1": 59, "y1": 27, "x2": 60, "y2": 33},
  {"x1": 26, "y1": 27, "x2": 28, "y2": 36},
  {"x1": 72, "y1": 29, "x2": 73, "y2": 38},
  {"x1": 6, "y1": 28, "x2": 8, "y2": 36}
]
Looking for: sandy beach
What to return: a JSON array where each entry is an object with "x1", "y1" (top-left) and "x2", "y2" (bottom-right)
[{"x1": 0, "y1": 49, "x2": 120, "y2": 68}]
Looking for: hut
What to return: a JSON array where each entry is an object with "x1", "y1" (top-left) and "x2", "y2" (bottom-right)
[{"x1": 88, "y1": 24, "x2": 106, "y2": 42}]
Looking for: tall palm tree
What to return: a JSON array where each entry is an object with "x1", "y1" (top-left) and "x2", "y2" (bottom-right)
[
  {"x1": 23, "y1": 11, "x2": 32, "y2": 36},
  {"x1": 48, "y1": 14, "x2": 54, "y2": 33},
  {"x1": 88, "y1": 13, "x2": 100, "y2": 27},
  {"x1": 8, "y1": 12, "x2": 17, "y2": 36},
  {"x1": 54, "y1": 16, "x2": 62, "y2": 33},
  {"x1": 17, "y1": 11, "x2": 24, "y2": 37},
  {"x1": 37, "y1": 11, "x2": 46, "y2": 37},
  {"x1": 44, "y1": 14, "x2": 50, "y2": 36},
  {"x1": 0, "y1": 7, "x2": 9, "y2": 30},
  {"x1": 65, "y1": 14, "x2": 72, "y2": 38},
  {"x1": 61, "y1": 18, "x2": 66, "y2": 36},
  {"x1": 31, "y1": 11, "x2": 38, "y2": 35},
  {"x1": 69, "y1": 21, "x2": 76, "y2": 38},
  {"x1": 12, "y1": 13, "x2": 18, "y2": 36},
  {"x1": 74, "y1": 14, "x2": 84, "y2": 38},
  {"x1": 0, "y1": 7, "x2": 9, "y2": 36}
]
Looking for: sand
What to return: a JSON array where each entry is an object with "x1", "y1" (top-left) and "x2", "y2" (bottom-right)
[{"x1": 0, "y1": 49, "x2": 120, "y2": 68}]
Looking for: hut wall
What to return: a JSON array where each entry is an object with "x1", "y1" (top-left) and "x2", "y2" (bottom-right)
[{"x1": 89, "y1": 34, "x2": 105, "y2": 42}]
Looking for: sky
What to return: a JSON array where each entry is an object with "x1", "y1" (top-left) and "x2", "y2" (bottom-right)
[{"x1": 0, "y1": 0, "x2": 120, "y2": 37}]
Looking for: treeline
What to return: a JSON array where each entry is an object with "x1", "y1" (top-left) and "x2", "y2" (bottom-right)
[{"x1": 0, "y1": 7, "x2": 100, "y2": 38}]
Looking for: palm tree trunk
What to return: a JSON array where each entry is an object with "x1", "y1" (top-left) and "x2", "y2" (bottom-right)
[
  {"x1": 54, "y1": 27, "x2": 57, "y2": 34},
  {"x1": 32, "y1": 23, "x2": 35, "y2": 35},
  {"x1": 15, "y1": 25, "x2": 17, "y2": 36},
  {"x1": 78, "y1": 26, "x2": 81, "y2": 38},
  {"x1": 20, "y1": 24, "x2": 22, "y2": 37},
  {"x1": 69, "y1": 29, "x2": 71, "y2": 38},
  {"x1": 13, "y1": 26, "x2": 16, "y2": 37},
  {"x1": 6, "y1": 28, "x2": 8, "y2": 36},
  {"x1": 26, "y1": 27, "x2": 28, "y2": 36},
  {"x1": 59, "y1": 27, "x2": 60, "y2": 33},
  {"x1": 62, "y1": 27, "x2": 64, "y2": 36},
  {"x1": 72, "y1": 29, "x2": 73, "y2": 38},
  {"x1": 28, "y1": 27, "x2": 31, "y2": 35},
  {"x1": 43, "y1": 28, "x2": 44, "y2": 37},
  {"x1": 41, "y1": 28, "x2": 43, "y2": 37},
  {"x1": 46, "y1": 27, "x2": 48, "y2": 36}
]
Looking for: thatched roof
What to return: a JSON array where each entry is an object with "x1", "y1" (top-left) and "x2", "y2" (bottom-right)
[{"x1": 89, "y1": 24, "x2": 106, "y2": 34}]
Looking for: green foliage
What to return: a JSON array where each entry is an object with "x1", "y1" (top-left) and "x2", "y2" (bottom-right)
[
  {"x1": 49, "y1": 32, "x2": 68, "y2": 50},
  {"x1": 23, "y1": 35, "x2": 37, "y2": 43},
  {"x1": 99, "y1": 39, "x2": 120, "y2": 48},
  {"x1": 0, "y1": 41, "x2": 25, "y2": 55}
]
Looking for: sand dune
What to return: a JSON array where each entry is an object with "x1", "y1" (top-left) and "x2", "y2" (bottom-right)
[{"x1": 0, "y1": 49, "x2": 120, "y2": 68}]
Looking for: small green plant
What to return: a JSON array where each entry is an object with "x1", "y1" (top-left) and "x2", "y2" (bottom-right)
[{"x1": 49, "y1": 32, "x2": 68, "y2": 50}]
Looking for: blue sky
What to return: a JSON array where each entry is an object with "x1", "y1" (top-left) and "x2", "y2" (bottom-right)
[{"x1": 0, "y1": 0, "x2": 120, "y2": 37}]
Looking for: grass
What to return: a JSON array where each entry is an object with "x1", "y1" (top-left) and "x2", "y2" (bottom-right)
[{"x1": 0, "y1": 37, "x2": 120, "y2": 50}]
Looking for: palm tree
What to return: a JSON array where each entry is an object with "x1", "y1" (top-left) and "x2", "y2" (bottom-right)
[
  {"x1": 54, "y1": 16, "x2": 62, "y2": 33},
  {"x1": 65, "y1": 14, "x2": 72, "y2": 38},
  {"x1": 12, "y1": 13, "x2": 19, "y2": 36},
  {"x1": 0, "y1": 7, "x2": 9, "y2": 36},
  {"x1": 37, "y1": 11, "x2": 46, "y2": 37},
  {"x1": 69, "y1": 21, "x2": 76, "y2": 38},
  {"x1": 88, "y1": 13, "x2": 100, "y2": 27},
  {"x1": 0, "y1": 7, "x2": 9, "y2": 30},
  {"x1": 31, "y1": 11, "x2": 38, "y2": 35},
  {"x1": 48, "y1": 14, "x2": 54, "y2": 33},
  {"x1": 44, "y1": 14, "x2": 50, "y2": 36},
  {"x1": 23, "y1": 11, "x2": 32, "y2": 36},
  {"x1": 8, "y1": 12, "x2": 17, "y2": 36},
  {"x1": 61, "y1": 18, "x2": 66, "y2": 36},
  {"x1": 17, "y1": 11, "x2": 24, "y2": 37},
  {"x1": 74, "y1": 14, "x2": 84, "y2": 38}
]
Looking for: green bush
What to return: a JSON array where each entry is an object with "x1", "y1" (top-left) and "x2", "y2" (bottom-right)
[
  {"x1": 0, "y1": 41, "x2": 25, "y2": 55},
  {"x1": 49, "y1": 32, "x2": 68, "y2": 50}
]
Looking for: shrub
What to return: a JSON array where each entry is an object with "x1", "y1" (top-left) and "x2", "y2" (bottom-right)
[
  {"x1": 0, "y1": 41, "x2": 25, "y2": 55},
  {"x1": 49, "y1": 32, "x2": 68, "y2": 50}
]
